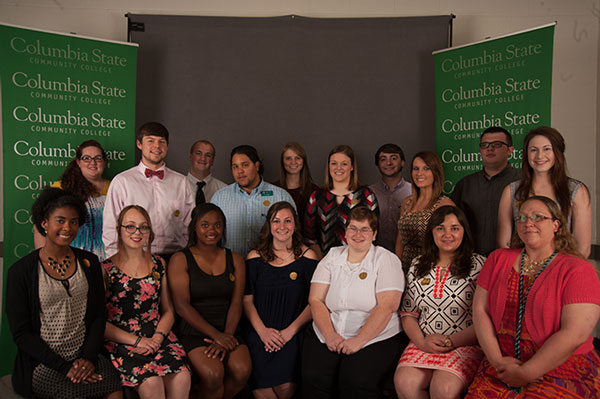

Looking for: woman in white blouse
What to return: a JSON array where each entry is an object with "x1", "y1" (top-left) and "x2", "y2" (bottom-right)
[{"x1": 302, "y1": 206, "x2": 406, "y2": 399}]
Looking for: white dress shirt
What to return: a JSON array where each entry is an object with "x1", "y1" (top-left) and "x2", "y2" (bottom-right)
[
  {"x1": 311, "y1": 245, "x2": 405, "y2": 348},
  {"x1": 103, "y1": 162, "x2": 194, "y2": 257},
  {"x1": 186, "y1": 173, "x2": 227, "y2": 202}
]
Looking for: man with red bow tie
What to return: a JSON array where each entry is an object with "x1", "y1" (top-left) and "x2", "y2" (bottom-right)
[{"x1": 103, "y1": 122, "x2": 194, "y2": 260}]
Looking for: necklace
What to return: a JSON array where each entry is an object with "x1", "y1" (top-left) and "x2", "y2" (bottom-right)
[
  {"x1": 522, "y1": 252, "x2": 553, "y2": 274},
  {"x1": 47, "y1": 253, "x2": 71, "y2": 278},
  {"x1": 275, "y1": 249, "x2": 294, "y2": 261},
  {"x1": 510, "y1": 250, "x2": 557, "y2": 394}
]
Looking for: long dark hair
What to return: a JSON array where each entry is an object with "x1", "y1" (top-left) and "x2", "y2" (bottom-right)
[
  {"x1": 515, "y1": 126, "x2": 571, "y2": 221},
  {"x1": 409, "y1": 151, "x2": 444, "y2": 210},
  {"x1": 414, "y1": 206, "x2": 474, "y2": 279},
  {"x1": 187, "y1": 203, "x2": 227, "y2": 247},
  {"x1": 59, "y1": 140, "x2": 107, "y2": 201},
  {"x1": 278, "y1": 142, "x2": 315, "y2": 199},
  {"x1": 255, "y1": 201, "x2": 304, "y2": 263}
]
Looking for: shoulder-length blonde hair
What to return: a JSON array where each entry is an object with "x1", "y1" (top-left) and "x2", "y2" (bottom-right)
[
  {"x1": 409, "y1": 151, "x2": 444, "y2": 209},
  {"x1": 323, "y1": 144, "x2": 359, "y2": 191},
  {"x1": 278, "y1": 142, "x2": 315, "y2": 199}
]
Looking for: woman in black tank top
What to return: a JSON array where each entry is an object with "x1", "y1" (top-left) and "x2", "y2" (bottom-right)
[{"x1": 168, "y1": 203, "x2": 251, "y2": 399}]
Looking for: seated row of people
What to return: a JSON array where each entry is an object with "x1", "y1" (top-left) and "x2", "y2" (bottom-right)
[{"x1": 7, "y1": 186, "x2": 599, "y2": 399}]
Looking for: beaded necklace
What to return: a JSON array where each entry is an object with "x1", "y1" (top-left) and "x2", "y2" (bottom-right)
[{"x1": 509, "y1": 249, "x2": 557, "y2": 393}]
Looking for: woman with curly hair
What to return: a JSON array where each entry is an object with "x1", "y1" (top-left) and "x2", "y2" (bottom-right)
[
  {"x1": 6, "y1": 187, "x2": 122, "y2": 399},
  {"x1": 244, "y1": 201, "x2": 320, "y2": 398},
  {"x1": 34, "y1": 140, "x2": 111, "y2": 260}
]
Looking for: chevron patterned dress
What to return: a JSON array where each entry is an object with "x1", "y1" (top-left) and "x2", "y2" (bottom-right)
[{"x1": 303, "y1": 187, "x2": 378, "y2": 255}]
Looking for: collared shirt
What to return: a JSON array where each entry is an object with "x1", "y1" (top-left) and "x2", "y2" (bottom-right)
[
  {"x1": 451, "y1": 165, "x2": 521, "y2": 256},
  {"x1": 103, "y1": 162, "x2": 194, "y2": 257},
  {"x1": 369, "y1": 178, "x2": 412, "y2": 252},
  {"x1": 211, "y1": 179, "x2": 295, "y2": 256},
  {"x1": 186, "y1": 173, "x2": 228, "y2": 202},
  {"x1": 311, "y1": 245, "x2": 404, "y2": 348}
]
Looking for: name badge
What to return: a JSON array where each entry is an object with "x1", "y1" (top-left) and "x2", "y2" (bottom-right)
[{"x1": 260, "y1": 191, "x2": 274, "y2": 197}]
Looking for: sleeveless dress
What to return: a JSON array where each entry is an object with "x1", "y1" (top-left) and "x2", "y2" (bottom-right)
[
  {"x1": 397, "y1": 196, "x2": 448, "y2": 271},
  {"x1": 33, "y1": 259, "x2": 121, "y2": 399},
  {"x1": 176, "y1": 247, "x2": 243, "y2": 351},
  {"x1": 508, "y1": 178, "x2": 582, "y2": 231},
  {"x1": 103, "y1": 256, "x2": 189, "y2": 387},
  {"x1": 244, "y1": 255, "x2": 318, "y2": 389},
  {"x1": 466, "y1": 269, "x2": 600, "y2": 398}
]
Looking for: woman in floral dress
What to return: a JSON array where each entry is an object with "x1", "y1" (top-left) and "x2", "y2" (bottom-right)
[{"x1": 103, "y1": 205, "x2": 191, "y2": 398}]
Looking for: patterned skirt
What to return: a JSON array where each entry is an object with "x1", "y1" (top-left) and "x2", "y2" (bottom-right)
[{"x1": 397, "y1": 342, "x2": 483, "y2": 385}]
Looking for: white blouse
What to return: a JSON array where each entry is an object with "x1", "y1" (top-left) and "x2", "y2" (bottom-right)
[{"x1": 311, "y1": 244, "x2": 405, "y2": 348}]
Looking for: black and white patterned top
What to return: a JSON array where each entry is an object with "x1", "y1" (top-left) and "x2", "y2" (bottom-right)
[{"x1": 400, "y1": 254, "x2": 485, "y2": 336}]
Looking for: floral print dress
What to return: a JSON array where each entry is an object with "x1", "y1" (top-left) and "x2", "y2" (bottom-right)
[{"x1": 103, "y1": 256, "x2": 188, "y2": 387}]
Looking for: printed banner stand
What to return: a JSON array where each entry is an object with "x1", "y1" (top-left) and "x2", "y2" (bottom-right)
[
  {"x1": 433, "y1": 23, "x2": 555, "y2": 192},
  {"x1": 0, "y1": 23, "x2": 138, "y2": 376}
]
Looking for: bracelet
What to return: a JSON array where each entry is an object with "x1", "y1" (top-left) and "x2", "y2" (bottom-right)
[
  {"x1": 133, "y1": 336, "x2": 142, "y2": 347},
  {"x1": 155, "y1": 331, "x2": 168, "y2": 339}
]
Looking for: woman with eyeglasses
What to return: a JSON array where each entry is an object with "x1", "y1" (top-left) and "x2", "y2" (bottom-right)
[
  {"x1": 466, "y1": 196, "x2": 600, "y2": 398},
  {"x1": 34, "y1": 140, "x2": 111, "y2": 260},
  {"x1": 395, "y1": 151, "x2": 454, "y2": 272},
  {"x1": 6, "y1": 187, "x2": 122, "y2": 399},
  {"x1": 394, "y1": 206, "x2": 485, "y2": 399},
  {"x1": 497, "y1": 126, "x2": 591, "y2": 257},
  {"x1": 302, "y1": 206, "x2": 406, "y2": 399},
  {"x1": 103, "y1": 205, "x2": 191, "y2": 398}
]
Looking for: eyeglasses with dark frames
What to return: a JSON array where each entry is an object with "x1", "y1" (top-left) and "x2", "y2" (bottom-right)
[
  {"x1": 121, "y1": 224, "x2": 151, "y2": 234},
  {"x1": 479, "y1": 141, "x2": 509, "y2": 149}
]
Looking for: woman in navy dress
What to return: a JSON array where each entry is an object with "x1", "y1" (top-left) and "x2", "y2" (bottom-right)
[{"x1": 244, "y1": 201, "x2": 320, "y2": 398}]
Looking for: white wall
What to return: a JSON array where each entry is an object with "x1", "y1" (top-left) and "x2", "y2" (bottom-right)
[{"x1": 0, "y1": 0, "x2": 598, "y2": 248}]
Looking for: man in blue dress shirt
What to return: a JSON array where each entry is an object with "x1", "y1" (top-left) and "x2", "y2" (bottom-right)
[{"x1": 211, "y1": 145, "x2": 295, "y2": 256}]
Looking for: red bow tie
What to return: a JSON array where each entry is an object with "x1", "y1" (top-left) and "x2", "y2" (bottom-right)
[{"x1": 145, "y1": 168, "x2": 164, "y2": 179}]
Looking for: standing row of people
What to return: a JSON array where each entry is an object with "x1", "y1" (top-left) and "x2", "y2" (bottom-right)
[{"x1": 7, "y1": 120, "x2": 597, "y2": 399}]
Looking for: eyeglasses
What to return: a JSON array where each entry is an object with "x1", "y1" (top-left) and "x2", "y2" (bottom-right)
[
  {"x1": 121, "y1": 224, "x2": 151, "y2": 234},
  {"x1": 515, "y1": 214, "x2": 554, "y2": 224},
  {"x1": 346, "y1": 226, "x2": 373, "y2": 234},
  {"x1": 79, "y1": 155, "x2": 105, "y2": 163},
  {"x1": 479, "y1": 141, "x2": 509, "y2": 149}
]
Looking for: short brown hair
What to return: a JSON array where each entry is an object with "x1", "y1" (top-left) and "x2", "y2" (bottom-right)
[
  {"x1": 136, "y1": 122, "x2": 169, "y2": 144},
  {"x1": 347, "y1": 206, "x2": 378, "y2": 232}
]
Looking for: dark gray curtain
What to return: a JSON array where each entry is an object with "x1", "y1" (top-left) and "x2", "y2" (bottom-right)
[{"x1": 129, "y1": 14, "x2": 452, "y2": 185}]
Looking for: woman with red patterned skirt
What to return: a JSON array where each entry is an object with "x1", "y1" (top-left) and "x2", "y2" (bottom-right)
[
  {"x1": 466, "y1": 196, "x2": 600, "y2": 398},
  {"x1": 394, "y1": 206, "x2": 485, "y2": 399}
]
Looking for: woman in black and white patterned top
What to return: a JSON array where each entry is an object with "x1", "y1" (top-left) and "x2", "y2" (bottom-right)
[{"x1": 6, "y1": 187, "x2": 122, "y2": 399}]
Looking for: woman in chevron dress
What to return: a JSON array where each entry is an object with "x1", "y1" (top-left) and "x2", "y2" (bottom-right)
[
  {"x1": 303, "y1": 144, "x2": 378, "y2": 257},
  {"x1": 395, "y1": 206, "x2": 484, "y2": 399}
]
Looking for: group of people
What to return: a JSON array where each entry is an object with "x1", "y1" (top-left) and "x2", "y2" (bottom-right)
[{"x1": 5, "y1": 121, "x2": 599, "y2": 399}]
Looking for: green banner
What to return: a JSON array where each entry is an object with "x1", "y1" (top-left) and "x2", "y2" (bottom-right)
[
  {"x1": 0, "y1": 23, "x2": 138, "y2": 375},
  {"x1": 434, "y1": 23, "x2": 555, "y2": 193}
]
